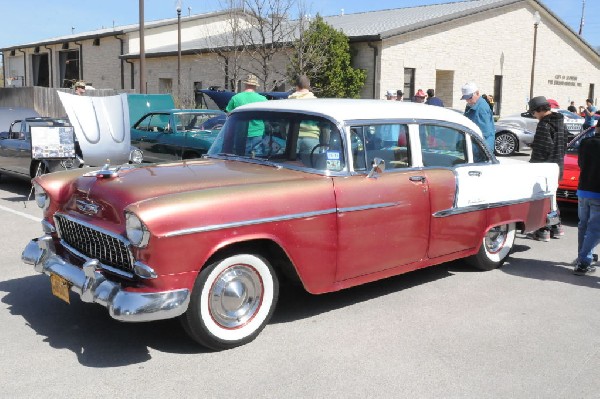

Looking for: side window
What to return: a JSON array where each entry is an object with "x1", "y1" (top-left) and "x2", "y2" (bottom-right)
[
  {"x1": 471, "y1": 138, "x2": 489, "y2": 163},
  {"x1": 420, "y1": 125, "x2": 467, "y2": 167},
  {"x1": 351, "y1": 124, "x2": 410, "y2": 171},
  {"x1": 148, "y1": 114, "x2": 171, "y2": 133}
]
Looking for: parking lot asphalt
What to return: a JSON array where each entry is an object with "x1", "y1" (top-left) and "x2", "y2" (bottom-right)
[{"x1": 0, "y1": 165, "x2": 599, "y2": 398}]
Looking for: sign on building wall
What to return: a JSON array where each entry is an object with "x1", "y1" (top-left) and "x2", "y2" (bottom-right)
[{"x1": 547, "y1": 75, "x2": 582, "y2": 87}]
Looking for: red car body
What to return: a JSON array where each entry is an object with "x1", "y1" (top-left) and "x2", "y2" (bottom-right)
[
  {"x1": 557, "y1": 127, "x2": 596, "y2": 203},
  {"x1": 23, "y1": 99, "x2": 559, "y2": 350}
]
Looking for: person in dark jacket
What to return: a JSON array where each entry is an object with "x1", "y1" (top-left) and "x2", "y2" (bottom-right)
[
  {"x1": 573, "y1": 124, "x2": 600, "y2": 275},
  {"x1": 528, "y1": 96, "x2": 567, "y2": 241},
  {"x1": 425, "y1": 89, "x2": 444, "y2": 107}
]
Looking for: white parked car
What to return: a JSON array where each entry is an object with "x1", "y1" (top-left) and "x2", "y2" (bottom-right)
[{"x1": 498, "y1": 109, "x2": 583, "y2": 141}]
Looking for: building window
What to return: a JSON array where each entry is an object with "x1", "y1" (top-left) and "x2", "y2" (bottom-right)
[
  {"x1": 93, "y1": 38, "x2": 100, "y2": 46},
  {"x1": 589, "y1": 84, "x2": 595, "y2": 103},
  {"x1": 58, "y1": 50, "x2": 80, "y2": 87},
  {"x1": 494, "y1": 75, "x2": 503, "y2": 116},
  {"x1": 403, "y1": 68, "x2": 415, "y2": 101},
  {"x1": 159, "y1": 78, "x2": 173, "y2": 94}
]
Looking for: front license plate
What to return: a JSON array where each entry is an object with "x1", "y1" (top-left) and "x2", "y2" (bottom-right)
[
  {"x1": 566, "y1": 124, "x2": 581, "y2": 132},
  {"x1": 50, "y1": 274, "x2": 71, "y2": 304}
]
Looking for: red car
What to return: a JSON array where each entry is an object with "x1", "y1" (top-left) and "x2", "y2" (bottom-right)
[
  {"x1": 22, "y1": 100, "x2": 558, "y2": 350},
  {"x1": 557, "y1": 127, "x2": 596, "y2": 203}
]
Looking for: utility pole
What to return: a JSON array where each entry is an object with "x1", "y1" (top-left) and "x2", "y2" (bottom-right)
[
  {"x1": 578, "y1": 0, "x2": 585, "y2": 35},
  {"x1": 139, "y1": 0, "x2": 146, "y2": 93}
]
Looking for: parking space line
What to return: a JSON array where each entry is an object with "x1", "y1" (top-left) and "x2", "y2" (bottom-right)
[{"x1": 0, "y1": 204, "x2": 41, "y2": 222}]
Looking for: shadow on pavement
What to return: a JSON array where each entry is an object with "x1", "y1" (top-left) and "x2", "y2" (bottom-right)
[
  {"x1": 0, "y1": 176, "x2": 33, "y2": 203},
  {"x1": 501, "y1": 256, "x2": 599, "y2": 289},
  {"x1": 0, "y1": 275, "x2": 208, "y2": 368},
  {"x1": 2, "y1": 264, "x2": 457, "y2": 366}
]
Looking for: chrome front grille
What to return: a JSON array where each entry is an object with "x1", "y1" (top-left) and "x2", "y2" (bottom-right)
[{"x1": 55, "y1": 214, "x2": 133, "y2": 273}]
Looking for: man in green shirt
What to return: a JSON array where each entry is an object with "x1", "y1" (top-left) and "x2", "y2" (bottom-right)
[{"x1": 225, "y1": 74, "x2": 267, "y2": 154}]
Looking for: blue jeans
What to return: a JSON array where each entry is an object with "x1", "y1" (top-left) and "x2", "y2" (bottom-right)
[{"x1": 577, "y1": 197, "x2": 600, "y2": 266}]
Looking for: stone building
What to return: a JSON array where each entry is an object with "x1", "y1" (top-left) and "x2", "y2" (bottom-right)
[{"x1": 1, "y1": 0, "x2": 599, "y2": 116}]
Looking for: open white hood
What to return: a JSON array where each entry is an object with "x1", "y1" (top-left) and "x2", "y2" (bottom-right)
[{"x1": 58, "y1": 92, "x2": 131, "y2": 166}]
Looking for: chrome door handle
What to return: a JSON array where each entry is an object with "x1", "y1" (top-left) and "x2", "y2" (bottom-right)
[{"x1": 409, "y1": 175, "x2": 426, "y2": 182}]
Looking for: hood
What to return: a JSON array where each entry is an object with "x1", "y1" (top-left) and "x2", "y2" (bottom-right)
[
  {"x1": 55, "y1": 158, "x2": 313, "y2": 224},
  {"x1": 58, "y1": 92, "x2": 131, "y2": 166},
  {"x1": 563, "y1": 153, "x2": 579, "y2": 170}
]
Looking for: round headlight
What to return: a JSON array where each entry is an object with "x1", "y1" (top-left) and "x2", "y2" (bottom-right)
[
  {"x1": 33, "y1": 184, "x2": 49, "y2": 210},
  {"x1": 126, "y1": 212, "x2": 150, "y2": 247},
  {"x1": 129, "y1": 148, "x2": 144, "y2": 164}
]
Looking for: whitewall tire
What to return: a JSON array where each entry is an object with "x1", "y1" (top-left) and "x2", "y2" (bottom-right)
[
  {"x1": 181, "y1": 253, "x2": 279, "y2": 350},
  {"x1": 467, "y1": 223, "x2": 516, "y2": 271}
]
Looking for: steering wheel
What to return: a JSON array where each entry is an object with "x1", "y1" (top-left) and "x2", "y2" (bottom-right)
[{"x1": 310, "y1": 144, "x2": 328, "y2": 168}]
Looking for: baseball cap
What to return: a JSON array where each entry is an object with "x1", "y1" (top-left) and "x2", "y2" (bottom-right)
[
  {"x1": 386, "y1": 89, "x2": 397, "y2": 97},
  {"x1": 528, "y1": 96, "x2": 550, "y2": 112},
  {"x1": 461, "y1": 82, "x2": 478, "y2": 100}
]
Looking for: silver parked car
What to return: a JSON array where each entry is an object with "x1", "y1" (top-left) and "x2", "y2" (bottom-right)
[
  {"x1": 498, "y1": 109, "x2": 583, "y2": 142},
  {"x1": 494, "y1": 123, "x2": 534, "y2": 156}
]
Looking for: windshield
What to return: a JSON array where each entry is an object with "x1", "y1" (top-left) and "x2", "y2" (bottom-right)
[{"x1": 208, "y1": 111, "x2": 345, "y2": 172}]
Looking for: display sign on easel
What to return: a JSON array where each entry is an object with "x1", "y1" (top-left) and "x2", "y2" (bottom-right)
[{"x1": 30, "y1": 126, "x2": 76, "y2": 159}]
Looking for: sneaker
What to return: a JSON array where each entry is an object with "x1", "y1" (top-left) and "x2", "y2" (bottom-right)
[
  {"x1": 527, "y1": 230, "x2": 551, "y2": 242},
  {"x1": 550, "y1": 224, "x2": 564, "y2": 239},
  {"x1": 574, "y1": 264, "x2": 597, "y2": 275}
]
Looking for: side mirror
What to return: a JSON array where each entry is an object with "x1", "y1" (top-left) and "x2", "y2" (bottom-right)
[{"x1": 367, "y1": 157, "x2": 385, "y2": 178}]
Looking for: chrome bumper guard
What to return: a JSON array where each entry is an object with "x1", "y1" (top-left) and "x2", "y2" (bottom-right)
[{"x1": 22, "y1": 235, "x2": 190, "y2": 322}]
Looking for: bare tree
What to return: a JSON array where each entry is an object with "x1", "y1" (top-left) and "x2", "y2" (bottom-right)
[{"x1": 233, "y1": 0, "x2": 297, "y2": 91}]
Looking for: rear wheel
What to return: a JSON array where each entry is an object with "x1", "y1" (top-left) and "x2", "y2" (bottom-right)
[
  {"x1": 495, "y1": 132, "x2": 518, "y2": 156},
  {"x1": 467, "y1": 223, "x2": 516, "y2": 270},
  {"x1": 181, "y1": 253, "x2": 279, "y2": 350}
]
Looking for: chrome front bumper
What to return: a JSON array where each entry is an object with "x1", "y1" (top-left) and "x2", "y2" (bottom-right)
[{"x1": 22, "y1": 235, "x2": 190, "y2": 322}]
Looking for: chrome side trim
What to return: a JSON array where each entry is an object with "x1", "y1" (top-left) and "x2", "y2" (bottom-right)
[
  {"x1": 433, "y1": 193, "x2": 554, "y2": 217},
  {"x1": 22, "y1": 236, "x2": 188, "y2": 322},
  {"x1": 337, "y1": 202, "x2": 398, "y2": 213},
  {"x1": 163, "y1": 202, "x2": 399, "y2": 238},
  {"x1": 163, "y1": 208, "x2": 338, "y2": 237}
]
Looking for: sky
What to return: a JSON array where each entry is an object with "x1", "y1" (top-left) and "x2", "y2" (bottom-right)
[{"x1": 0, "y1": 0, "x2": 598, "y2": 49}]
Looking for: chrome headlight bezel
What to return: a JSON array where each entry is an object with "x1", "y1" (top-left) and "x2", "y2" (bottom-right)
[
  {"x1": 33, "y1": 183, "x2": 50, "y2": 211},
  {"x1": 129, "y1": 148, "x2": 144, "y2": 164},
  {"x1": 125, "y1": 212, "x2": 150, "y2": 248}
]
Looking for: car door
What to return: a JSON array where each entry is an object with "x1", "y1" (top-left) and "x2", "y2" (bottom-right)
[
  {"x1": 131, "y1": 113, "x2": 181, "y2": 162},
  {"x1": 334, "y1": 123, "x2": 431, "y2": 281},
  {"x1": 0, "y1": 121, "x2": 32, "y2": 176}
]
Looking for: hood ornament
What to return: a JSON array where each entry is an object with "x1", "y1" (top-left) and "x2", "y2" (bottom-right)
[{"x1": 76, "y1": 199, "x2": 100, "y2": 215}]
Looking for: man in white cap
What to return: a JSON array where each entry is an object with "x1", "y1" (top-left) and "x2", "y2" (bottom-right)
[
  {"x1": 385, "y1": 89, "x2": 397, "y2": 100},
  {"x1": 461, "y1": 82, "x2": 495, "y2": 153}
]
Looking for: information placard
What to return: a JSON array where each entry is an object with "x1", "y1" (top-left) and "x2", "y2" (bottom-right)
[{"x1": 31, "y1": 126, "x2": 76, "y2": 159}]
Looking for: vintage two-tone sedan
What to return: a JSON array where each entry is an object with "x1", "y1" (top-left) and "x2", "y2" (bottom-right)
[{"x1": 23, "y1": 99, "x2": 559, "y2": 350}]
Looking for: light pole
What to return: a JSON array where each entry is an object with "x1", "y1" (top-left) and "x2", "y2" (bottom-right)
[
  {"x1": 139, "y1": 0, "x2": 146, "y2": 93},
  {"x1": 177, "y1": 4, "x2": 182, "y2": 99},
  {"x1": 529, "y1": 11, "x2": 541, "y2": 100}
]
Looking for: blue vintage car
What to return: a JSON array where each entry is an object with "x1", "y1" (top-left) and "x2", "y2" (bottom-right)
[{"x1": 130, "y1": 109, "x2": 226, "y2": 163}]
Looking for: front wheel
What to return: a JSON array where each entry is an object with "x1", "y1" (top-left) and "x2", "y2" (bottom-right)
[
  {"x1": 494, "y1": 132, "x2": 518, "y2": 156},
  {"x1": 467, "y1": 223, "x2": 516, "y2": 271},
  {"x1": 181, "y1": 253, "x2": 279, "y2": 351}
]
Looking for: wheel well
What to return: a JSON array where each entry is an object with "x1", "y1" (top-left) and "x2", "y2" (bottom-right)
[
  {"x1": 203, "y1": 239, "x2": 302, "y2": 286},
  {"x1": 182, "y1": 150, "x2": 204, "y2": 160}
]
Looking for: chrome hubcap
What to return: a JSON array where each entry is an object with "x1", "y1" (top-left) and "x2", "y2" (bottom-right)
[
  {"x1": 496, "y1": 134, "x2": 516, "y2": 155},
  {"x1": 485, "y1": 225, "x2": 508, "y2": 254},
  {"x1": 209, "y1": 265, "x2": 263, "y2": 329}
]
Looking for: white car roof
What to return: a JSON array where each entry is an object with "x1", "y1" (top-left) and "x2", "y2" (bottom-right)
[{"x1": 233, "y1": 99, "x2": 483, "y2": 137}]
